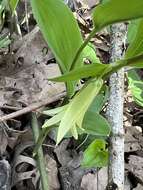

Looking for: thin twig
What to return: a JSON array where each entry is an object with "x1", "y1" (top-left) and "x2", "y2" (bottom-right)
[
  {"x1": 42, "y1": 144, "x2": 55, "y2": 148},
  {"x1": 0, "y1": 105, "x2": 21, "y2": 111},
  {"x1": 31, "y1": 113, "x2": 49, "y2": 190},
  {"x1": 97, "y1": 168, "x2": 99, "y2": 190},
  {"x1": 0, "y1": 92, "x2": 66, "y2": 122},
  {"x1": 75, "y1": 134, "x2": 89, "y2": 150}
]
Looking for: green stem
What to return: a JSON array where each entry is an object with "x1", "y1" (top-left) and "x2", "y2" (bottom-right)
[
  {"x1": 70, "y1": 29, "x2": 97, "y2": 70},
  {"x1": 104, "y1": 53, "x2": 143, "y2": 79},
  {"x1": 33, "y1": 127, "x2": 51, "y2": 156},
  {"x1": 31, "y1": 113, "x2": 49, "y2": 190}
]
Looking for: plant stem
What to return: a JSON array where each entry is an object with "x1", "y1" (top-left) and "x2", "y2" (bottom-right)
[
  {"x1": 106, "y1": 23, "x2": 127, "y2": 190},
  {"x1": 70, "y1": 29, "x2": 96, "y2": 70},
  {"x1": 31, "y1": 113, "x2": 49, "y2": 190}
]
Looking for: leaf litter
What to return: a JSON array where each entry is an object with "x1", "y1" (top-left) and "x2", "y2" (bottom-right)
[{"x1": 0, "y1": 0, "x2": 143, "y2": 189}]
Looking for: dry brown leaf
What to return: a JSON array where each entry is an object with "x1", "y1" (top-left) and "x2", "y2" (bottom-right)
[
  {"x1": 127, "y1": 155, "x2": 143, "y2": 184},
  {"x1": 45, "y1": 154, "x2": 60, "y2": 190},
  {"x1": 12, "y1": 141, "x2": 37, "y2": 187},
  {"x1": 0, "y1": 27, "x2": 65, "y2": 107},
  {"x1": 0, "y1": 160, "x2": 11, "y2": 190},
  {"x1": 133, "y1": 184, "x2": 143, "y2": 190},
  {"x1": 81, "y1": 167, "x2": 108, "y2": 190},
  {"x1": 125, "y1": 127, "x2": 141, "y2": 153},
  {"x1": 85, "y1": 0, "x2": 99, "y2": 9},
  {"x1": 0, "y1": 128, "x2": 8, "y2": 155}
]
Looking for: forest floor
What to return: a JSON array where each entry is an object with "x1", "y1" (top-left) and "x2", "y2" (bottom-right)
[{"x1": 0, "y1": 0, "x2": 143, "y2": 190}]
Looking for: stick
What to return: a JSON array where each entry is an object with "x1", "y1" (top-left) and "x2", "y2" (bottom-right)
[
  {"x1": 106, "y1": 23, "x2": 127, "y2": 190},
  {"x1": 0, "y1": 92, "x2": 66, "y2": 122}
]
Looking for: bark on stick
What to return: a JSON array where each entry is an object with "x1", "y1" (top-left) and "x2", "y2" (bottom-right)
[{"x1": 106, "y1": 23, "x2": 127, "y2": 190}]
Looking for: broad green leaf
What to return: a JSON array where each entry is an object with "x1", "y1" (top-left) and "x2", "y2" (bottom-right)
[
  {"x1": 50, "y1": 63, "x2": 111, "y2": 82},
  {"x1": 76, "y1": 87, "x2": 110, "y2": 136},
  {"x1": 31, "y1": 0, "x2": 83, "y2": 96},
  {"x1": 75, "y1": 87, "x2": 109, "y2": 130},
  {"x1": 83, "y1": 43, "x2": 100, "y2": 63},
  {"x1": 57, "y1": 78, "x2": 103, "y2": 144},
  {"x1": 88, "y1": 94, "x2": 105, "y2": 114},
  {"x1": 126, "y1": 19, "x2": 143, "y2": 58},
  {"x1": 87, "y1": 85, "x2": 109, "y2": 113},
  {"x1": 83, "y1": 111, "x2": 110, "y2": 136},
  {"x1": 93, "y1": 0, "x2": 143, "y2": 32},
  {"x1": 126, "y1": 20, "x2": 143, "y2": 107},
  {"x1": 81, "y1": 139, "x2": 108, "y2": 168},
  {"x1": 127, "y1": 19, "x2": 141, "y2": 44},
  {"x1": 35, "y1": 84, "x2": 108, "y2": 151},
  {"x1": 128, "y1": 70, "x2": 143, "y2": 107},
  {"x1": 74, "y1": 88, "x2": 109, "y2": 136}
]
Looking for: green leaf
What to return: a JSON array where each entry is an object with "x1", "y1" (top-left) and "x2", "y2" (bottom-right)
[
  {"x1": 125, "y1": 54, "x2": 143, "y2": 68},
  {"x1": 9, "y1": 0, "x2": 19, "y2": 13},
  {"x1": 111, "y1": 53, "x2": 143, "y2": 70},
  {"x1": 128, "y1": 70, "x2": 143, "y2": 107},
  {"x1": 43, "y1": 105, "x2": 68, "y2": 116},
  {"x1": 81, "y1": 139, "x2": 108, "y2": 168},
  {"x1": 127, "y1": 19, "x2": 141, "y2": 44},
  {"x1": 0, "y1": 35, "x2": 11, "y2": 48},
  {"x1": 0, "y1": 0, "x2": 7, "y2": 27},
  {"x1": 71, "y1": 124, "x2": 78, "y2": 139},
  {"x1": 83, "y1": 111, "x2": 111, "y2": 136},
  {"x1": 88, "y1": 86, "x2": 109, "y2": 113},
  {"x1": 42, "y1": 111, "x2": 65, "y2": 128},
  {"x1": 0, "y1": 0, "x2": 8, "y2": 12},
  {"x1": 52, "y1": 52, "x2": 143, "y2": 82},
  {"x1": 31, "y1": 0, "x2": 83, "y2": 96},
  {"x1": 73, "y1": 87, "x2": 109, "y2": 136},
  {"x1": 50, "y1": 63, "x2": 111, "y2": 82},
  {"x1": 57, "y1": 78, "x2": 103, "y2": 144},
  {"x1": 126, "y1": 19, "x2": 143, "y2": 60},
  {"x1": 126, "y1": 21, "x2": 143, "y2": 107},
  {"x1": 82, "y1": 86, "x2": 110, "y2": 136},
  {"x1": 83, "y1": 42, "x2": 100, "y2": 63},
  {"x1": 93, "y1": 0, "x2": 143, "y2": 32}
]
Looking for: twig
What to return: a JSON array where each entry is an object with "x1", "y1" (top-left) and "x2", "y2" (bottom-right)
[
  {"x1": 106, "y1": 23, "x2": 127, "y2": 190},
  {"x1": 97, "y1": 168, "x2": 99, "y2": 190},
  {"x1": 0, "y1": 105, "x2": 21, "y2": 111},
  {"x1": 75, "y1": 134, "x2": 89, "y2": 150},
  {"x1": 0, "y1": 92, "x2": 66, "y2": 122},
  {"x1": 31, "y1": 113, "x2": 49, "y2": 190}
]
